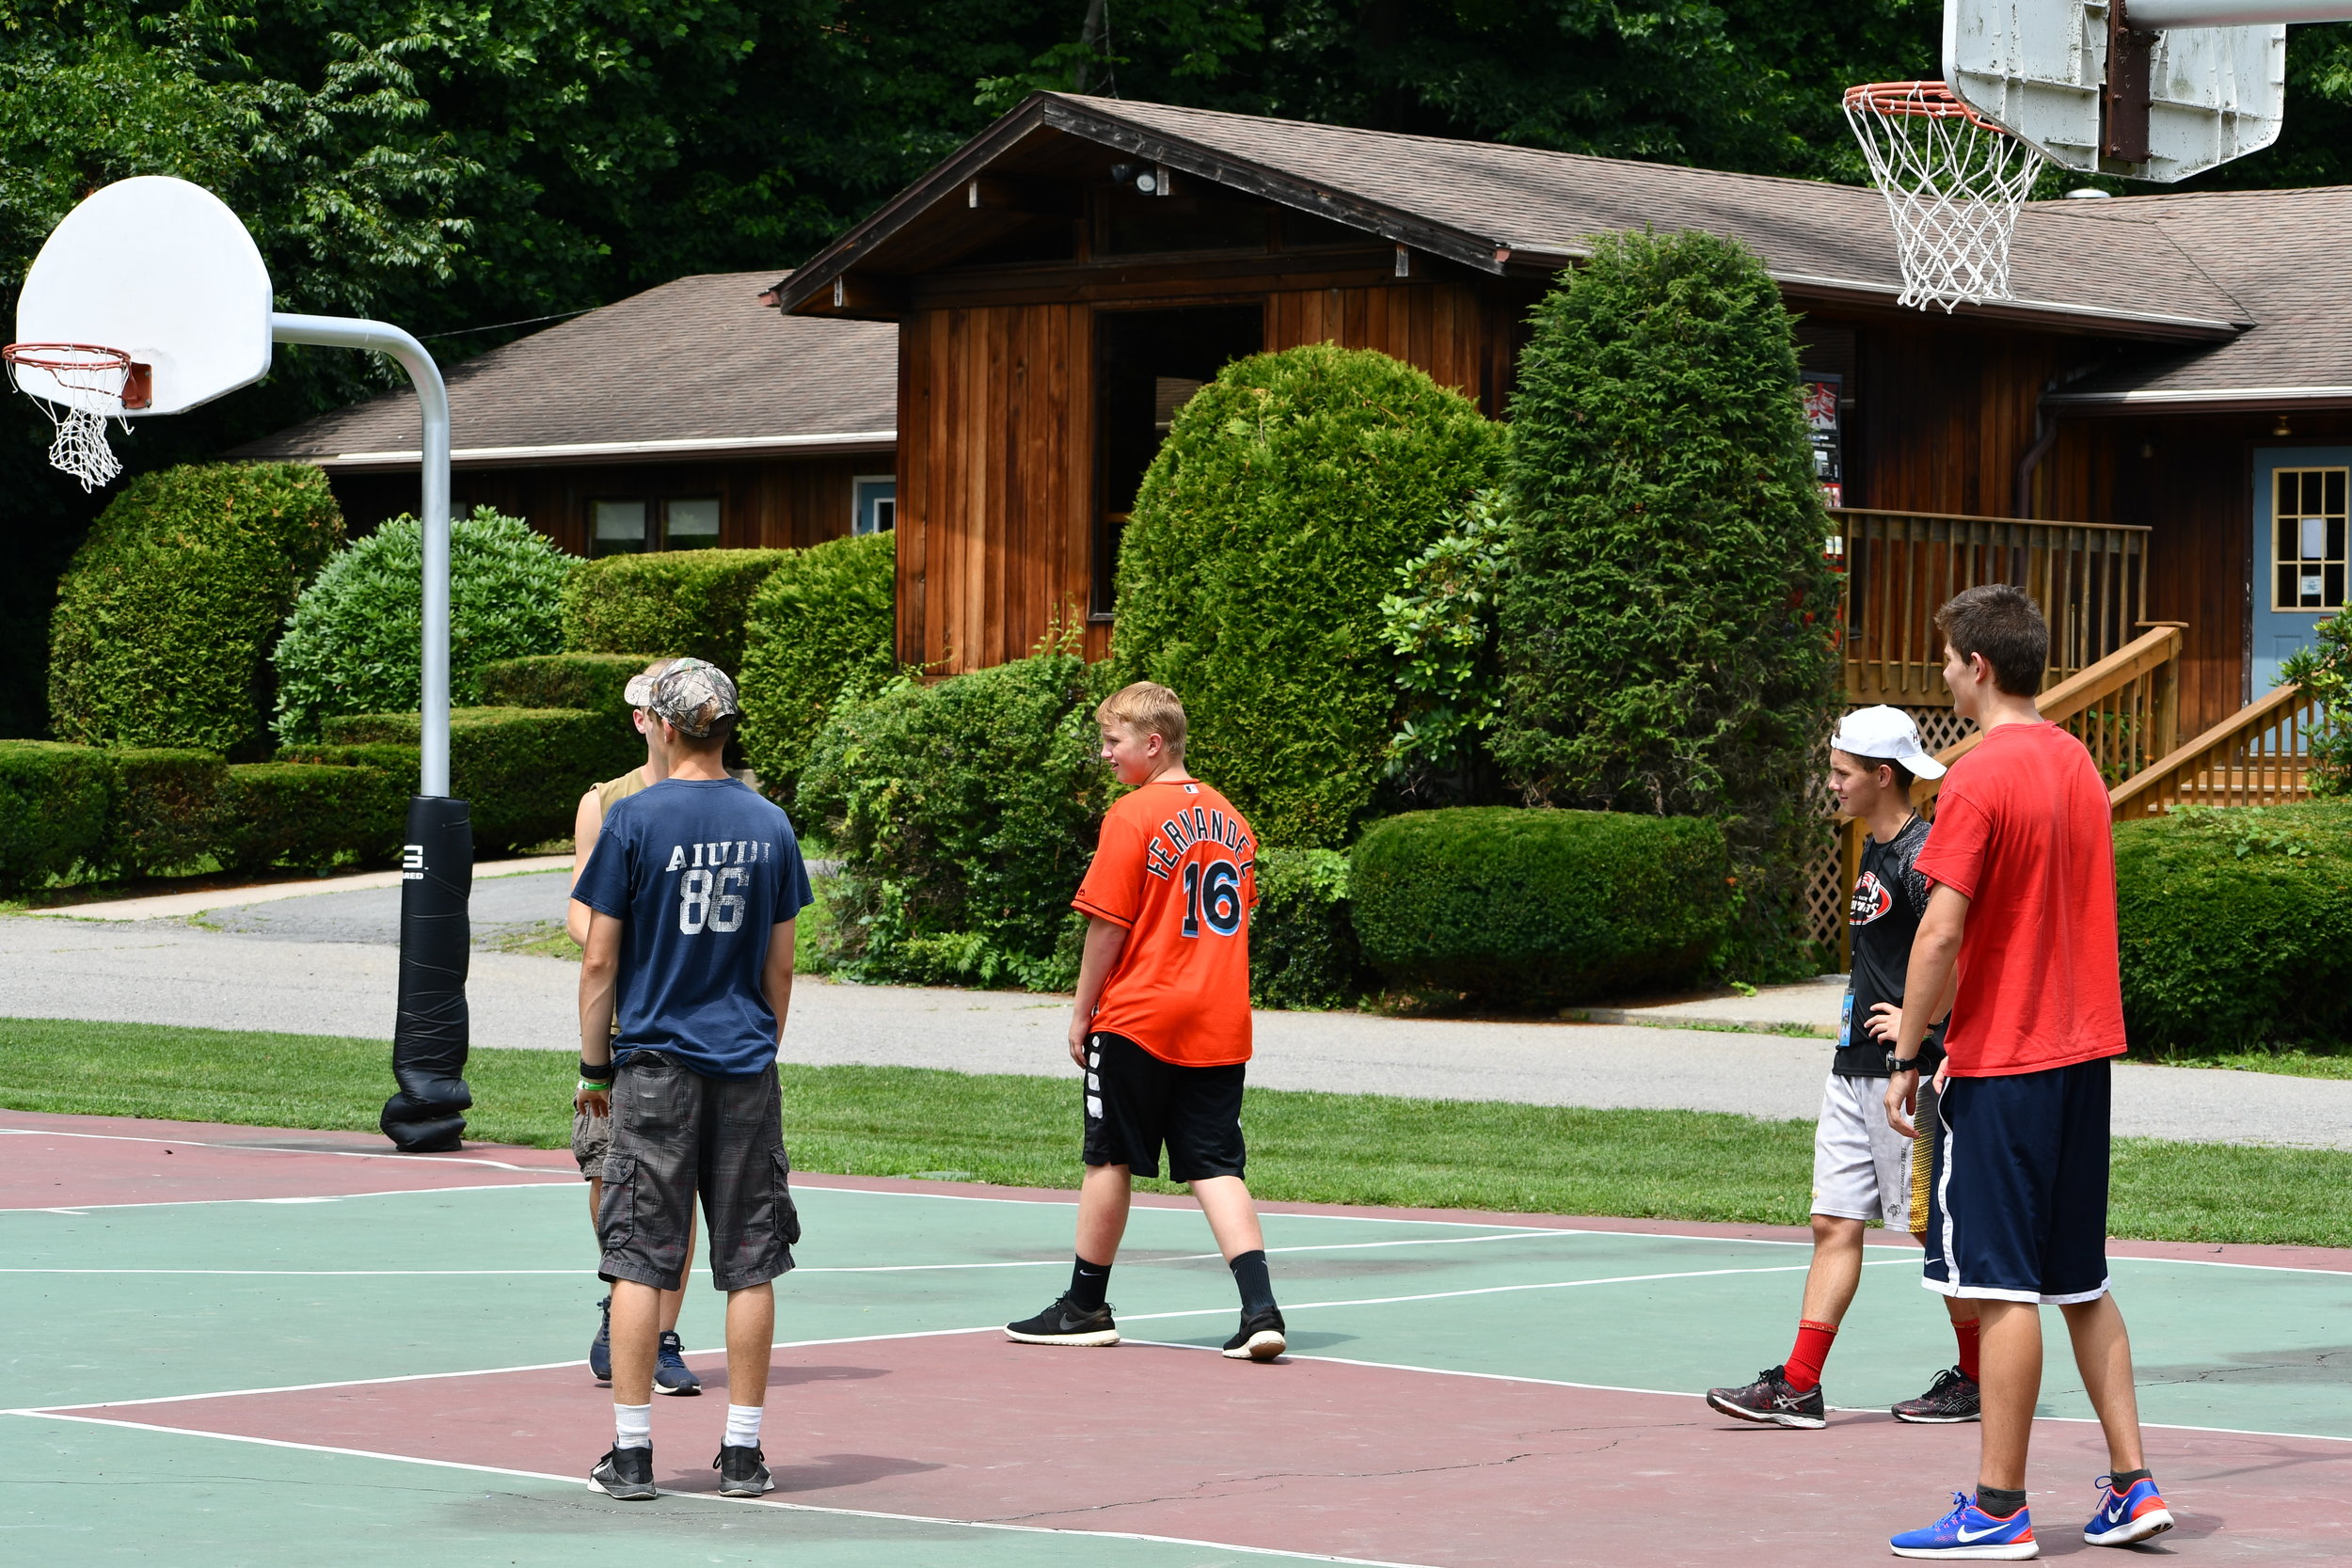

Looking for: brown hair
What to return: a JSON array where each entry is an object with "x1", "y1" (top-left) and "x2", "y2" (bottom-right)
[
  {"x1": 1097, "y1": 680, "x2": 1187, "y2": 755},
  {"x1": 1935, "y1": 584, "x2": 2047, "y2": 697}
]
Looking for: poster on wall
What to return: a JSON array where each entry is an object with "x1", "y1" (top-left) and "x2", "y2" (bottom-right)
[{"x1": 1804, "y1": 373, "x2": 1844, "y2": 509}]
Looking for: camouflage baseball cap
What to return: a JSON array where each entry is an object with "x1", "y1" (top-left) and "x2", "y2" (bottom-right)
[
  {"x1": 647, "y1": 659, "x2": 739, "y2": 738},
  {"x1": 622, "y1": 657, "x2": 687, "y2": 709}
]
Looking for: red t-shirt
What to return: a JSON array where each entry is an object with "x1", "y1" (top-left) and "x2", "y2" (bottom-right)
[
  {"x1": 1915, "y1": 721, "x2": 2127, "y2": 1077},
  {"x1": 1071, "y1": 779, "x2": 1258, "y2": 1066}
]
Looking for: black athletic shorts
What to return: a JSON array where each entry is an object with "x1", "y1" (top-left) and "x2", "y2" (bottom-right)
[
  {"x1": 1081, "y1": 1031, "x2": 1247, "y2": 1182},
  {"x1": 1922, "y1": 1057, "x2": 2110, "y2": 1305},
  {"x1": 597, "y1": 1052, "x2": 800, "y2": 1293}
]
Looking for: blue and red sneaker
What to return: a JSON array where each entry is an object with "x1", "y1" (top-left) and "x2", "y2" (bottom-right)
[
  {"x1": 1891, "y1": 1491, "x2": 2039, "y2": 1560},
  {"x1": 2083, "y1": 1474, "x2": 2172, "y2": 1546}
]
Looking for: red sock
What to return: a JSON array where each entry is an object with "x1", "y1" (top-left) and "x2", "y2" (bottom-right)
[
  {"x1": 1953, "y1": 1317, "x2": 1981, "y2": 1382},
  {"x1": 1784, "y1": 1320, "x2": 1838, "y2": 1392}
]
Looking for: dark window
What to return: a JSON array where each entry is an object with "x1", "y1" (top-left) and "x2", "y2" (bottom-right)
[
  {"x1": 590, "y1": 496, "x2": 722, "y2": 556},
  {"x1": 1092, "y1": 305, "x2": 1264, "y2": 615},
  {"x1": 1102, "y1": 183, "x2": 1270, "y2": 256}
]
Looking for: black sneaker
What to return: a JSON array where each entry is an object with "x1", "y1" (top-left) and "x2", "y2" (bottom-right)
[
  {"x1": 1004, "y1": 1293, "x2": 1120, "y2": 1346},
  {"x1": 590, "y1": 1445, "x2": 657, "y2": 1500},
  {"x1": 1222, "y1": 1307, "x2": 1287, "y2": 1361},
  {"x1": 1704, "y1": 1366, "x2": 1827, "y2": 1429},
  {"x1": 654, "y1": 1329, "x2": 702, "y2": 1396},
  {"x1": 1892, "y1": 1365, "x2": 1982, "y2": 1424},
  {"x1": 713, "y1": 1445, "x2": 774, "y2": 1497},
  {"x1": 588, "y1": 1295, "x2": 612, "y2": 1385}
]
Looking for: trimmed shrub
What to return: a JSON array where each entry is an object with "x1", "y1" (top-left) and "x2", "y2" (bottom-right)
[
  {"x1": 1495, "y1": 230, "x2": 1842, "y2": 980},
  {"x1": 2280, "y1": 607, "x2": 2351, "y2": 797},
  {"x1": 1350, "y1": 807, "x2": 1730, "y2": 1005},
  {"x1": 1114, "y1": 343, "x2": 1507, "y2": 847},
  {"x1": 50, "y1": 463, "x2": 343, "y2": 757},
  {"x1": 739, "y1": 532, "x2": 898, "y2": 808},
  {"x1": 218, "y1": 762, "x2": 406, "y2": 872},
  {"x1": 1249, "y1": 847, "x2": 1375, "y2": 1011},
  {"x1": 0, "y1": 741, "x2": 114, "y2": 891},
  {"x1": 799, "y1": 651, "x2": 1112, "y2": 990},
  {"x1": 110, "y1": 749, "x2": 230, "y2": 876},
  {"x1": 561, "y1": 549, "x2": 793, "y2": 672},
  {"x1": 2116, "y1": 803, "x2": 2352, "y2": 1050},
  {"x1": 272, "y1": 510, "x2": 578, "y2": 744},
  {"x1": 476, "y1": 652, "x2": 654, "y2": 714}
]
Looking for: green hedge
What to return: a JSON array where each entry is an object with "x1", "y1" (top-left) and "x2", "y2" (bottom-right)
[
  {"x1": 2117, "y1": 803, "x2": 2352, "y2": 1050},
  {"x1": 50, "y1": 463, "x2": 343, "y2": 757},
  {"x1": 799, "y1": 651, "x2": 1112, "y2": 990},
  {"x1": 0, "y1": 741, "x2": 115, "y2": 891},
  {"x1": 295, "y1": 705, "x2": 640, "y2": 853},
  {"x1": 110, "y1": 749, "x2": 230, "y2": 876},
  {"x1": 218, "y1": 762, "x2": 406, "y2": 873},
  {"x1": 1350, "y1": 807, "x2": 1730, "y2": 1004},
  {"x1": 561, "y1": 549, "x2": 792, "y2": 672},
  {"x1": 476, "y1": 652, "x2": 653, "y2": 713},
  {"x1": 739, "y1": 532, "x2": 897, "y2": 808},
  {"x1": 1250, "y1": 847, "x2": 1375, "y2": 1011}
]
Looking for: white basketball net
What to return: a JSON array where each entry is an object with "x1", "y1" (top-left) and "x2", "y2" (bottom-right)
[
  {"x1": 4, "y1": 343, "x2": 131, "y2": 491},
  {"x1": 1843, "y1": 82, "x2": 2044, "y2": 313}
]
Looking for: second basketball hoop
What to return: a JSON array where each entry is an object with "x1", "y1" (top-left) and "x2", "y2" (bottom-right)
[{"x1": 1843, "y1": 81, "x2": 2043, "y2": 313}]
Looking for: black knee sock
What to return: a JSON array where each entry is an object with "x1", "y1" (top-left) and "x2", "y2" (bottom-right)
[
  {"x1": 1976, "y1": 1485, "x2": 2027, "y2": 1519},
  {"x1": 1229, "y1": 1248, "x2": 1275, "y2": 1313},
  {"x1": 1068, "y1": 1255, "x2": 1112, "y2": 1312}
]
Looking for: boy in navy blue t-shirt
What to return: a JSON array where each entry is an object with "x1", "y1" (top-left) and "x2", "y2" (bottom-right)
[{"x1": 572, "y1": 662, "x2": 813, "y2": 1502}]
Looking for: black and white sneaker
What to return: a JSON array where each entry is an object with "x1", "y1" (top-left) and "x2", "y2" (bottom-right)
[
  {"x1": 713, "y1": 1445, "x2": 774, "y2": 1497},
  {"x1": 1005, "y1": 1293, "x2": 1120, "y2": 1346},
  {"x1": 1892, "y1": 1365, "x2": 1982, "y2": 1424},
  {"x1": 591, "y1": 1445, "x2": 658, "y2": 1500},
  {"x1": 1704, "y1": 1366, "x2": 1827, "y2": 1429},
  {"x1": 1222, "y1": 1307, "x2": 1287, "y2": 1361}
]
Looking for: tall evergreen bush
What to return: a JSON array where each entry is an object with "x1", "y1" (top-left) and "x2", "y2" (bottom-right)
[
  {"x1": 739, "y1": 531, "x2": 898, "y2": 808},
  {"x1": 49, "y1": 463, "x2": 343, "y2": 756},
  {"x1": 560, "y1": 549, "x2": 791, "y2": 672},
  {"x1": 1494, "y1": 230, "x2": 1841, "y2": 977},
  {"x1": 1113, "y1": 344, "x2": 1506, "y2": 848}
]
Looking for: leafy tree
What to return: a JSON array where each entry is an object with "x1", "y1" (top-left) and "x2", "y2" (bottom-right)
[
  {"x1": 1379, "y1": 488, "x2": 1515, "y2": 804},
  {"x1": 2280, "y1": 608, "x2": 2352, "y2": 798},
  {"x1": 1494, "y1": 229, "x2": 1841, "y2": 980}
]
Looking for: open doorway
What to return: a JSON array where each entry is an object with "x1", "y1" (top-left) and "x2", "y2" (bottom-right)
[{"x1": 1092, "y1": 304, "x2": 1263, "y2": 616}]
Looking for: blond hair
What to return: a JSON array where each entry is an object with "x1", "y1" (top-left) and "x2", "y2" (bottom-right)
[{"x1": 1097, "y1": 681, "x2": 1187, "y2": 755}]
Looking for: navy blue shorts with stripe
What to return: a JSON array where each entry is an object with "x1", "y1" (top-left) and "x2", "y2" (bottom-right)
[{"x1": 1923, "y1": 1057, "x2": 2114, "y2": 1306}]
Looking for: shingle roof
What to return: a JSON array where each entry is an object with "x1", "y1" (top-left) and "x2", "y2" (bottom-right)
[{"x1": 233, "y1": 271, "x2": 896, "y2": 469}]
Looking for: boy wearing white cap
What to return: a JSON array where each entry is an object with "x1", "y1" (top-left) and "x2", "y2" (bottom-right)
[{"x1": 1704, "y1": 705, "x2": 1981, "y2": 1430}]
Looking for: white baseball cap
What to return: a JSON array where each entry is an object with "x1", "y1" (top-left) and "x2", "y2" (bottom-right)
[{"x1": 1831, "y1": 705, "x2": 1947, "y2": 780}]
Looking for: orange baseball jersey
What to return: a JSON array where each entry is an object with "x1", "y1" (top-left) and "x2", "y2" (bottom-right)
[{"x1": 1071, "y1": 779, "x2": 1259, "y2": 1067}]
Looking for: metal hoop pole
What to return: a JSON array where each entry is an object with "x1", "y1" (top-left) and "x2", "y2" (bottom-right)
[{"x1": 267, "y1": 312, "x2": 452, "y2": 798}]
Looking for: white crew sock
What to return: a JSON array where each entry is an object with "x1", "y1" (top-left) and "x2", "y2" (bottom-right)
[
  {"x1": 613, "y1": 1402, "x2": 652, "y2": 1449},
  {"x1": 724, "y1": 1403, "x2": 764, "y2": 1449}
]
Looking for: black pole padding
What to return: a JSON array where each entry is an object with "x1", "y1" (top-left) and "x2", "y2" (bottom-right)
[{"x1": 383, "y1": 795, "x2": 474, "y2": 1152}]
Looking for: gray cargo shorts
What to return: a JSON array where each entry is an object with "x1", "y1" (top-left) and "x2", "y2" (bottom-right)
[
  {"x1": 573, "y1": 1107, "x2": 611, "y2": 1180},
  {"x1": 596, "y1": 1052, "x2": 800, "y2": 1293}
]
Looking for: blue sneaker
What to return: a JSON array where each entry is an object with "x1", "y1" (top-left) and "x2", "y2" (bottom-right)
[
  {"x1": 1891, "y1": 1491, "x2": 2039, "y2": 1560},
  {"x1": 2083, "y1": 1474, "x2": 2172, "y2": 1546},
  {"x1": 588, "y1": 1295, "x2": 612, "y2": 1384},
  {"x1": 654, "y1": 1329, "x2": 702, "y2": 1396}
]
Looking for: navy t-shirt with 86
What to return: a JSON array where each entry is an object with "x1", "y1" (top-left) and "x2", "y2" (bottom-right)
[{"x1": 574, "y1": 777, "x2": 814, "y2": 1080}]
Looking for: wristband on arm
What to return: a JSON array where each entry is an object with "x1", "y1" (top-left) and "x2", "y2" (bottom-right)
[{"x1": 580, "y1": 1057, "x2": 615, "y2": 1085}]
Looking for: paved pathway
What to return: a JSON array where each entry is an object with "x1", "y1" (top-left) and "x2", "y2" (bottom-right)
[{"x1": 7, "y1": 874, "x2": 2347, "y2": 1149}]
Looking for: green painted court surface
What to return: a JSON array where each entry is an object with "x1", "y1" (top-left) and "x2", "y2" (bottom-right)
[{"x1": 5, "y1": 1122, "x2": 2348, "y2": 1565}]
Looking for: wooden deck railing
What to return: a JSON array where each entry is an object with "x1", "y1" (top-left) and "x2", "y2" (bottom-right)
[
  {"x1": 1915, "y1": 622, "x2": 2186, "y2": 807},
  {"x1": 2108, "y1": 681, "x2": 2325, "y2": 819},
  {"x1": 1835, "y1": 508, "x2": 2152, "y2": 705}
]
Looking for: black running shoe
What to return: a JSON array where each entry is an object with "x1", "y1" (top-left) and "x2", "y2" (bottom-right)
[
  {"x1": 1704, "y1": 1366, "x2": 1827, "y2": 1429},
  {"x1": 1892, "y1": 1365, "x2": 1982, "y2": 1424},
  {"x1": 588, "y1": 1295, "x2": 612, "y2": 1385},
  {"x1": 1221, "y1": 1307, "x2": 1287, "y2": 1361},
  {"x1": 713, "y1": 1445, "x2": 774, "y2": 1497},
  {"x1": 591, "y1": 1445, "x2": 657, "y2": 1500},
  {"x1": 654, "y1": 1329, "x2": 702, "y2": 1396},
  {"x1": 1004, "y1": 1293, "x2": 1120, "y2": 1346}
]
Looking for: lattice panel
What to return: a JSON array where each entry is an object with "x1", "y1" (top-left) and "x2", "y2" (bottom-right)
[{"x1": 1802, "y1": 837, "x2": 1848, "y2": 960}]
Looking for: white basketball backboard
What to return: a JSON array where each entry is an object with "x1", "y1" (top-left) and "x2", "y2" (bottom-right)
[
  {"x1": 1945, "y1": 0, "x2": 2286, "y2": 182},
  {"x1": 13, "y1": 176, "x2": 273, "y2": 415}
]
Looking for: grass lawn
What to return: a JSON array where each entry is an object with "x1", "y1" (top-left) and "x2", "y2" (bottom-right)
[{"x1": 4, "y1": 1017, "x2": 2348, "y2": 1248}]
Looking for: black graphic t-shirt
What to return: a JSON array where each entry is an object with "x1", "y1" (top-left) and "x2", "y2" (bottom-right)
[{"x1": 1838, "y1": 814, "x2": 1947, "y2": 1078}]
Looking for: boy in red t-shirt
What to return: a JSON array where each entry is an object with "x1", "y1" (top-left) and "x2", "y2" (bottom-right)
[
  {"x1": 1883, "y1": 586, "x2": 2172, "y2": 1560},
  {"x1": 1004, "y1": 681, "x2": 1287, "y2": 1361}
]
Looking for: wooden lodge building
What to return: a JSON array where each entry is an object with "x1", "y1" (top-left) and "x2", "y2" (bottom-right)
[
  {"x1": 770, "y1": 91, "x2": 2352, "y2": 773},
  {"x1": 235, "y1": 271, "x2": 898, "y2": 555}
]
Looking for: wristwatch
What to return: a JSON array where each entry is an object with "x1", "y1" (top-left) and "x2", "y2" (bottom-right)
[{"x1": 1886, "y1": 1054, "x2": 1926, "y2": 1073}]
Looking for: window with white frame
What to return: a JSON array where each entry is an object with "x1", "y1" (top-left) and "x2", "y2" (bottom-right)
[
  {"x1": 853, "y1": 475, "x2": 896, "y2": 535},
  {"x1": 2274, "y1": 467, "x2": 2348, "y2": 611}
]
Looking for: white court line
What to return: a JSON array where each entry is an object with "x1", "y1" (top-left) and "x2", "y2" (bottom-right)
[
  {"x1": 1, "y1": 1411, "x2": 1440, "y2": 1568},
  {"x1": 1112, "y1": 1259, "x2": 1917, "y2": 1321},
  {"x1": 0, "y1": 1126, "x2": 564, "y2": 1174},
  {"x1": 0, "y1": 1179, "x2": 577, "y2": 1213}
]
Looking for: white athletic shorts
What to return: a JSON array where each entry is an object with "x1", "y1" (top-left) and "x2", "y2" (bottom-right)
[{"x1": 1811, "y1": 1070, "x2": 1913, "y2": 1227}]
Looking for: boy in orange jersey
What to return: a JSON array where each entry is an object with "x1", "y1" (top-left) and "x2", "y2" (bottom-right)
[{"x1": 1005, "y1": 681, "x2": 1287, "y2": 1361}]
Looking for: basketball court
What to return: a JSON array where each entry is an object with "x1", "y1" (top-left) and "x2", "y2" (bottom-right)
[{"x1": 5, "y1": 1106, "x2": 2346, "y2": 1566}]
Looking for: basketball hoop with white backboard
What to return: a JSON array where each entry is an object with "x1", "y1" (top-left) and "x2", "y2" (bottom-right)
[{"x1": 8, "y1": 173, "x2": 475, "y2": 1153}]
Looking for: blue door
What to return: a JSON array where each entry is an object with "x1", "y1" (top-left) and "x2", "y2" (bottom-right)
[{"x1": 2252, "y1": 449, "x2": 2351, "y2": 694}]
